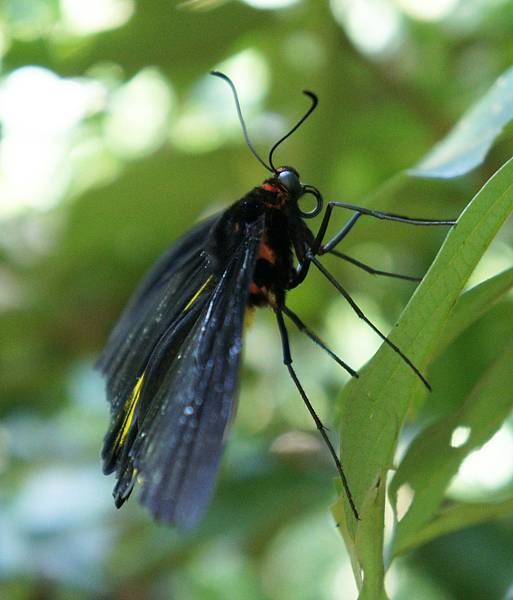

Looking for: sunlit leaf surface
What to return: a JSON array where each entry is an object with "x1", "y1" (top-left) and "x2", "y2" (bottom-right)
[{"x1": 411, "y1": 65, "x2": 513, "y2": 178}]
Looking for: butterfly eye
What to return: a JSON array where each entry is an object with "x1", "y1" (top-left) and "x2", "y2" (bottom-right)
[{"x1": 277, "y1": 170, "x2": 302, "y2": 196}]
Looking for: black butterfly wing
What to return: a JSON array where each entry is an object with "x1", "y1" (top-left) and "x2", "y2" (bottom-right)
[
  {"x1": 99, "y1": 210, "x2": 264, "y2": 527},
  {"x1": 98, "y1": 215, "x2": 221, "y2": 410}
]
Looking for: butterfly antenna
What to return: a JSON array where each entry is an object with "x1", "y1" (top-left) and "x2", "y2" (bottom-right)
[
  {"x1": 211, "y1": 71, "x2": 273, "y2": 172},
  {"x1": 268, "y1": 90, "x2": 318, "y2": 172}
]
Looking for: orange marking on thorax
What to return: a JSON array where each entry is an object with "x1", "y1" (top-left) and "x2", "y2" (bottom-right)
[
  {"x1": 249, "y1": 282, "x2": 262, "y2": 295},
  {"x1": 260, "y1": 183, "x2": 286, "y2": 209},
  {"x1": 258, "y1": 239, "x2": 276, "y2": 264}
]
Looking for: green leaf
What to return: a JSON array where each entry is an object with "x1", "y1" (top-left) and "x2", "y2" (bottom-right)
[
  {"x1": 437, "y1": 266, "x2": 513, "y2": 354},
  {"x1": 393, "y1": 496, "x2": 513, "y2": 556},
  {"x1": 410, "y1": 65, "x2": 513, "y2": 178},
  {"x1": 333, "y1": 156, "x2": 513, "y2": 595},
  {"x1": 332, "y1": 478, "x2": 388, "y2": 600},
  {"x1": 389, "y1": 340, "x2": 513, "y2": 555}
]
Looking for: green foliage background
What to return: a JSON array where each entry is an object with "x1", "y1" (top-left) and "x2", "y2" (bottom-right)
[{"x1": 1, "y1": 1, "x2": 513, "y2": 599}]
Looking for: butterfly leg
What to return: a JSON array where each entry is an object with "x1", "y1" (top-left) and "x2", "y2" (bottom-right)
[
  {"x1": 312, "y1": 201, "x2": 456, "y2": 255},
  {"x1": 309, "y1": 200, "x2": 450, "y2": 282},
  {"x1": 309, "y1": 253, "x2": 431, "y2": 391},
  {"x1": 275, "y1": 308, "x2": 359, "y2": 520},
  {"x1": 328, "y1": 250, "x2": 421, "y2": 282},
  {"x1": 287, "y1": 212, "x2": 363, "y2": 290},
  {"x1": 282, "y1": 304, "x2": 358, "y2": 378}
]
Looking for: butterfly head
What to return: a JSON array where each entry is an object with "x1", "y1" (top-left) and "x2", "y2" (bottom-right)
[{"x1": 261, "y1": 166, "x2": 323, "y2": 219}]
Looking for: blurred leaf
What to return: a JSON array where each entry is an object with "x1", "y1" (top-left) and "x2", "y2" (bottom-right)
[
  {"x1": 410, "y1": 64, "x2": 513, "y2": 178},
  {"x1": 393, "y1": 496, "x2": 513, "y2": 556},
  {"x1": 333, "y1": 156, "x2": 513, "y2": 596},
  {"x1": 178, "y1": 0, "x2": 232, "y2": 10},
  {"x1": 436, "y1": 266, "x2": 513, "y2": 354},
  {"x1": 390, "y1": 340, "x2": 513, "y2": 556}
]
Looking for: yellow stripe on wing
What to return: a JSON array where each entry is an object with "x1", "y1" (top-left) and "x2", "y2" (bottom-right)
[
  {"x1": 114, "y1": 277, "x2": 212, "y2": 452},
  {"x1": 183, "y1": 275, "x2": 213, "y2": 312},
  {"x1": 117, "y1": 373, "x2": 145, "y2": 449}
]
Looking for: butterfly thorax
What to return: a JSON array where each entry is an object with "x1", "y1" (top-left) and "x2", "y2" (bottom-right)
[
  {"x1": 239, "y1": 181, "x2": 311, "y2": 309},
  {"x1": 213, "y1": 175, "x2": 314, "y2": 309}
]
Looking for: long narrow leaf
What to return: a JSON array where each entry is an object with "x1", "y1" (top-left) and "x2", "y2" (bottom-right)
[
  {"x1": 333, "y1": 157, "x2": 513, "y2": 596},
  {"x1": 410, "y1": 65, "x2": 513, "y2": 178},
  {"x1": 393, "y1": 496, "x2": 513, "y2": 556},
  {"x1": 436, "y1": 266, "x2": 513, "y2": 354}
]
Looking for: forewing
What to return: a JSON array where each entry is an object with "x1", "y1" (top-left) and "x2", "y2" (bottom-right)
[
  {"x1": 131, "y1": 215, "x2": 264, "y2": 527},
  {"x1": 97, "y1": 215, "x2": 220, "y2": 411}
]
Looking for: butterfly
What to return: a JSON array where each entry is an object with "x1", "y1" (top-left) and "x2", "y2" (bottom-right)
[{"x1": 97, "y1": 71, "x2": 456, "y2": 527}]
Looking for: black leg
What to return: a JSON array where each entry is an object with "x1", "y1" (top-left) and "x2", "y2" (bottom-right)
[
  {"x1": 312, "y1": 201, "x2": 456, "y2": 255},
  {"x1": 275, "y1": 309, "x2": 360, "y2": 520},
  {"x1": 328, "y1": 250, "x2": 421, "y2": 283},
  {"x1": 282, "y1": 304, "x2": 359, "y2": 378},
  {"x1": 310, "y1": 256, "x2": 431, "y2": 391},
  {"x1": 319, "y1": 213, "x2": 362, "y2": 254},
  {"x1": 326, "y1": 201, "x2": 457, "y2": 226}
]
